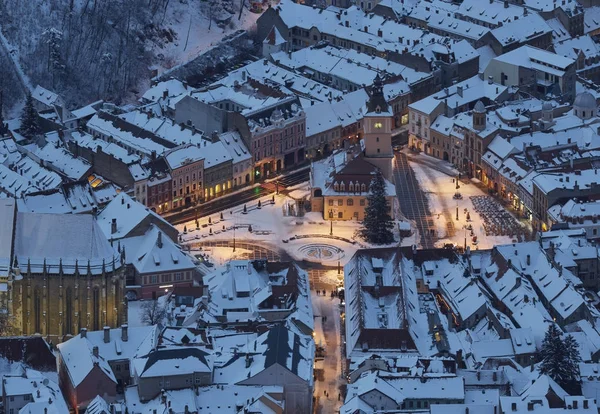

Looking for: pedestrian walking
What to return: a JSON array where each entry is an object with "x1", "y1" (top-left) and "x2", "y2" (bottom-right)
[
  {"x1": 324, "y1": 390, "x2": 326, "y2": 396},
  {"x1": 317, "y1": 289, "x2": 320, "y2": 296},
  {"x1": 338, "y1": 393, "x2": 341, "y2": 401}
]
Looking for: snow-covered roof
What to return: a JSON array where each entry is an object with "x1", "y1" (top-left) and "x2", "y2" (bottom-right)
[
  {"x1": 97, "y1": 192, "x2": 175, "y2": 240},
  {"x1": 554, "y1": 35, "x2": 600, "y2": 61},
  {"x1": 135, "y1": 347, "x2": 212, "y2": 378},
  {"x1": 304, "y1": 89, "x2": 368, "y2": 137},
  {"x1": 409, "y1": 75, "x2": 507, "y2": 115},
  {"x1": 0, "y1": 199, "x2": 14, "y2": 277},
  {"x1": 457, "y1": 0, "x2": 524, "y2": 27},
  {"x1": 220, "y1": 60, "x2": 343, "y2": 105},
  {"x1": 491, "y1": 45, "x2": 575, "y2": 76},
  {"x1": 218, "y1": 131, "x2": 251, "y2": 165},
  {"x1": 119, "y1": 225, "x2": 195, "y2": 275},
  {"x1": 26, "y1": 142, "x2": 91, "y2": 180},
  {"x1": 32, "y1": 85, "x2": 63, "y2": 108},
  {"x1": 14, "y1": 212, "x2": 119, "y2": 275},
  {"x1": 584, "y1": 7, "x2": 600, "y2": 35},
  {"x1": 263, "y1": 26, "x2": 286, "y2": 46},
  {"x1": 58, "y1": 325, "x2": 156, "y2": 388},
  {"x1": 490, "y1": 13, "x2": 552, "y2": 48},
  {"x1": 4, "y1": 372, "x2": 68, "y2": 414},
  {"x1": 119, "y1": 110, "x2": 207, "y2": 147},
  {"x1": 142, "y1": 79, "x2": 190, "y2": 103},
  {"x1": 533, "y1": 168, "x2": 600, "y2": 195},
  {"x1": 272, "y1": 45, "x2": 430, "y2": 89},
  {"x1": 70, "y1": 130, "x2": 141, "y2": 165},
  {"x1": 86, "y1": 112, "x2": 168, "y2": 157},
  {"x1": 202, "y1": 260, "x2": 310, "y2": 324}
]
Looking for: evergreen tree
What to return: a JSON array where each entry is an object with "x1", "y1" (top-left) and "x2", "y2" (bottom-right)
[
  {"x1": 539, "y1": 324, "x2": 581, "y2": 387},
  {"x1": 360, "y1": 169, "x2": 394, "y2": 244},
  {"x1": 20, "y1": 93, "x2": 41, "y2": 139}
]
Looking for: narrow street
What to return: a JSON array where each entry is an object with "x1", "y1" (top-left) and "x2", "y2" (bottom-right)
[
  {"x1": 312, "y1": 292, "x2": 344, "y2": 414},
  {"x1": 393, "y1": 152, "x2": 435, "y2": 248}
]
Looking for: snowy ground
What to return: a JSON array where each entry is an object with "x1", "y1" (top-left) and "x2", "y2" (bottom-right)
[
  {"x1": 409, "y1": 161, "x2": 525, "y2": 250},
  {"x1": 127, "y1": 300, "x2": 146, "y2": 328},
  {"x1": 177, "y1": 185, "x2": 417, "y2": 267},
  {"x1": 151, "y1": 0, "x2": 260, "y2": 74}
]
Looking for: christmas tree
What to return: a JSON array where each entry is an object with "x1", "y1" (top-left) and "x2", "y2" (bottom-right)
[
  {"x1": 539, "y1": 324, "x2": 581, "y2": 388},
  {"x1": 360, "y1": 169, "x2": 394, "y2": 244}
]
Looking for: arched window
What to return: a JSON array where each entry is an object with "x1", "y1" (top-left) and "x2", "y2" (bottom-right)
[
  {"x1": 65, "y1": 288, "x2": 73, "y2": 335},
  {"x1": 340, "y1": 182, "x2": 345, "y2": 192},
  {"x1": 93, "y1": 287, "x2": 100, "y2": 331},
  {"x1": 334, "y1": 182, "x2": 339, "y2": 191},
  {"x1": 349, "y1": 182, "x2": 354, "y2": 192},
  {"x1": 34, "y1": 288, "x2": 41, "y2": 334},
  {"x1": 361, "y1": 183, "x2": 367, "y2": 192}
]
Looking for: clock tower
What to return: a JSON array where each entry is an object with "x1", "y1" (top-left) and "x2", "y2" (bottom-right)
[{"x1": 362, "y1": 74, "x2": 394, "y2": 180}]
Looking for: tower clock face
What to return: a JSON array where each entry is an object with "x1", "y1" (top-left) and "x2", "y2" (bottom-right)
[{"x1": 374, "y1": 122, "x2": 383, "y2": 129}]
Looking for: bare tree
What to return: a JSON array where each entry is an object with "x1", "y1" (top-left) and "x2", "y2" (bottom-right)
[{"x1": 140, "y1": 300, "x2": 167, "y2": 325}]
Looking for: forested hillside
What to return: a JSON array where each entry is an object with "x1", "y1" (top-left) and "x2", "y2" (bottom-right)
[{"x1": 0, "y1": 0, "x2": 257, "y2": 111}]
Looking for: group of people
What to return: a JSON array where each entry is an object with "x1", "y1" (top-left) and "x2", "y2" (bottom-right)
[{"x1": 316, "y1": 289, "x2": 339, "y2": 298}]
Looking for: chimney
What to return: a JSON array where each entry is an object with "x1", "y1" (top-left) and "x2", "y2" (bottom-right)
[
  {"x1": 245, "y1": 353, "x2": 253, "y2": 368},
  {"x1": 477, "y1": 371, "x2": 481, "y2": 380},
  {"x1": 111, "y1": 218, "x2": 117, "y2": 234},
  {"x1": 530, "y1": 355, "x2": 535, "y2": 371},
  {"x1": 121, "y1": 324, "x2": 128, "y2": 342},
  {"x1": 157, "y1": 231, "x2": 163, "y2": 248},
  {"x1": 526, "y1": 254, "x2": 530, "y2": 266},
  {"x1": 457, "y1": 86, "x2": 463, "y2": 97},
  {"x1": 504, "y1": 0, "x2": 509, "y2": 7},
  {"x1": 493, "y1": 371, "x2": 498, "y2": 381},
  {"x1": 103, "y1": 326, "x2": 110, "y2": 343},
  {"x1": 80, "y1": 328, "x2": 87, "y2": 338},
  {"x1": 92, "y1": 346, "x2": 99, "y2": 357},
  {"x1": 163, "y1": 89, "x2": 169, "y2": 99},
  {"x1": 121, "y1": 197, "x2": 125, "y2": 205},
  {"x1": 127, "y1": 203, "x2": 130, "y2": 209},
  {"x1": 364, "y1": 26, "x2": 368, "y2": 33}
]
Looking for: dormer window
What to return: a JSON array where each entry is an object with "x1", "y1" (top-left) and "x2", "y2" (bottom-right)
[
  {"x1": 374, "y1": 122, "x2": 383, "y2": 129},
  {"x1": 376, "y1": 106, "x2": 381, "y2": 114},
  {"x1": 361, "y1": 183, "x2": 367, "y2": 192},
  {"x1": 334, "y1": 182, "x2": 339, "y2": 191},
  {"x1": 349, "y1": 182, "x2": 354, "y2": 192},
  {"x1": 340, "y1": 182, "x2": 345, "y2": 192}
]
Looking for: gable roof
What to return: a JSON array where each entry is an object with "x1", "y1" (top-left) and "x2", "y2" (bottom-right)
[{"x1": 97, "y1": 192, "x2": 175, "y2": 240}]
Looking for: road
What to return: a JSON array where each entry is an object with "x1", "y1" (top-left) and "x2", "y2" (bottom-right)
[
  {"x1": 312, "y1": 292, "x2": 344, "y2": 414},
  {"x1": 393, "y1": 152, "x2": 435, "y2": 249},
  {"x1": 166, "y1": 168, "x2": 309, "y2": 225}
]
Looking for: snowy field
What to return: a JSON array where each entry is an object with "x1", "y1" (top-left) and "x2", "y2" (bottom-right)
[
  {"x1": 152, "y1": 0, "x2": 260, "y2": 74},
  {"x1": 176, "y1": 184, "x2": 417, "y2": 266},
  {"x1": 409, "y1": 162, "x2": 527, "y2": 250}
]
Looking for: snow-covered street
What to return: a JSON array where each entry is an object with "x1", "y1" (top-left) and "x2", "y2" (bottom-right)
[
  {"x1": 176, "y1": 188, "x2": 417, "y2": 267},
  {"x1": 409, "y1": 160, "x2": 531, "y2": 249}
]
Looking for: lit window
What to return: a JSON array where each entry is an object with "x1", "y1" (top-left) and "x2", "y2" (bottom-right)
[{"x1": 374, "y1": 122, "x2": 383, "y2": 129}]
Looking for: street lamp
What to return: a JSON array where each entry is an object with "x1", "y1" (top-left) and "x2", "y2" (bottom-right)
[
  {"x1": 276, "y1": 180, "x2": 279, "y2": 195},
  {"x1": 456, "y1": 199, "x2": 459, "y2": 221},
  {"x1": 330, "y1": 220, "x2": 333, "y2": 236}
]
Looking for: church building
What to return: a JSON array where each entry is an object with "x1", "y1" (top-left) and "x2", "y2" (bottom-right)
[
  {"x1": 0, "y1": 199, "x2": 125, "y2": 343},
  {"x1": 310, "y1": 75, "x2": 396, "y2": 221}
]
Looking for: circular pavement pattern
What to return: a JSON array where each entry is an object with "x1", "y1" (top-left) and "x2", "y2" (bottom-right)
[{"x1": 298, "y1": 244, "x2": 345, "y2": 263}]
